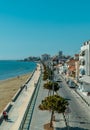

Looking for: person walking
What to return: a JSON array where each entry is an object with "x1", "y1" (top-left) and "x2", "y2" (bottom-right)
[
  {"x1": 3, "y1": 110, "x2": 8, "y2": 121},
  {"x1": 25, "y1": 84, "x2": 27, "y2": 91}
]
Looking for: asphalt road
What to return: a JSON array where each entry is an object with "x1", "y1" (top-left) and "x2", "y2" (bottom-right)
[{"x1": 58, "y1": 74, "x2": 90, "y2": 130}]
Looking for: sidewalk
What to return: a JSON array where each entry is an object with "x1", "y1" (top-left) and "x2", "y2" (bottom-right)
[
  {"x1": 75, "y1": 89, "x2": 90, "y2": 106},
  {"x1": 0, "y1": 64, "x2": 41, "y2": 130}
]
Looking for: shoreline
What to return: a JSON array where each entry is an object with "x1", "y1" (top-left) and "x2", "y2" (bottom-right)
[
  {"x1": 0, "y1": 71, "x2": 33, "y2": 82},
  {"x1": 0, "y1": 72, "x2": 32, "y2": 113}
]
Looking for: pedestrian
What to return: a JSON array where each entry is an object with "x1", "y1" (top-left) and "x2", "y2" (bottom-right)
[
  {"x1": 3, "y1": 110, "x2": 8, "y2": 121},
  {"x1": 25, "y1": 84, "x2": 27, "y2": 91}
]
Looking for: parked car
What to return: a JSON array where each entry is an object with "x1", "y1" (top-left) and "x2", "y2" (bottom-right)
[{"x1": 68, "y1": 80, "x2": 77, "y2": 88}]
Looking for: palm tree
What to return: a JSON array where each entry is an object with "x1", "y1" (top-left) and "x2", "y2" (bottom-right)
[
  {"x1": 38, "y1": 95, "x2": 68, "y2": 127},
  {"x1": 43, "y1": 81, "x2": 59, "y2": 96},
  {"x1": 43, "y1": 64, "x2": 50, "y2": 80}
]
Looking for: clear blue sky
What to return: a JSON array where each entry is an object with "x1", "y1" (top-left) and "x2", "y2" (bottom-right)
[{"x1": 0, "y1": 0, "x2": 90, "y2": 59}]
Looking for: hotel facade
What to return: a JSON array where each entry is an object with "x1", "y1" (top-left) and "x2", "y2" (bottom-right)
[{"x1": 79, "y1": 40, "x2": 90, "y2": 93}]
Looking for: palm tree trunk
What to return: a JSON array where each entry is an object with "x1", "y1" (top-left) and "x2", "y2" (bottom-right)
[
  {"x1": 63, "y1": 112, "x2": 68, "y2": 126},
  {"x1": 50, "y1": 110, "x2": 54, "y2": 127},
  {"x1": 48, "y1": 89, "x2": 51, "y2": 96},
  {"x1": 48, "y1": 90, "x2": 50, "y2": 96},
  {"x1": 55, "y1": 91, "x2": 58, "y2": 95}
]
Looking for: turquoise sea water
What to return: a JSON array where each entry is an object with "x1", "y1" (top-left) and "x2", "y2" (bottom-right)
[{"x1": 0, "y1": 60, "x2": 36, "y2": 80}]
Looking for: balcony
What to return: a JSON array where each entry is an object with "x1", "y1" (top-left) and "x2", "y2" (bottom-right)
[
  {"x1": 80, "y1": 51, "x2": 85, "y2": 56},
  {"x1": 79, "y1": 59, "x2": 85, "y2": 66}
]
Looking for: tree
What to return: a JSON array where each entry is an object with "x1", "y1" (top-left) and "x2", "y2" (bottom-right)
[
  {"x1": 38, "y1": 95, "x2": 68, "y2": 127},
  {"x1": 43, "y1": 64, "x2": 50, "y2": 80},
  {"x1": 44, "y1": 81, "x2": 60, "y2": 96}
]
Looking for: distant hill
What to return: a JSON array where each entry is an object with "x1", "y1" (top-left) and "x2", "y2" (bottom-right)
[{"x1": 23, "y1": 56, "x2": 41, "y2": 62}]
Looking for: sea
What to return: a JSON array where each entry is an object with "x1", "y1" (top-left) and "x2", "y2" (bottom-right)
[{"x1": 0, "y1": 60, "x2": 37, "y2": 80}]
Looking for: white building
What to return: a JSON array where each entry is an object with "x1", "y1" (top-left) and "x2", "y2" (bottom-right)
[
  {"x1": 79, "y1": 41, "x2": 90, "y2": 94},
  {"x1": 59, "y1": 63, "x2": 68, "y2": 74},
  {"x1": 79, "y1": 76, "x2": 90, "y2": 92}
]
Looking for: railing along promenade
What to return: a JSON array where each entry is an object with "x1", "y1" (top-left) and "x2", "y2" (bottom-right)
[{"x1": 12, "y1": 69, "x2": 35, "y2": 102}]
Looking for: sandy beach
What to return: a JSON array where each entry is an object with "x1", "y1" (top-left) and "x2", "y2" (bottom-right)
[{"x1": 0, "y1": 73, "x2": 32, "y2": 113}]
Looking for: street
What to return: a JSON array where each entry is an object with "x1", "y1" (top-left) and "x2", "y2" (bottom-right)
[{"x1": 58, "y1": 74, "x2": 90, "y2": 130}]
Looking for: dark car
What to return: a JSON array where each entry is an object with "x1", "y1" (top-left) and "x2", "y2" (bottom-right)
[
  {"x1": 56, "y1": 79, "x2": 62, "y2": 83},
  {"x1": 68, "y1": 80, "x2": 77, "y2": 88}
]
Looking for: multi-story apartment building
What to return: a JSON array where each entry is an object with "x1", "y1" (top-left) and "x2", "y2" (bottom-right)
[
  {"x1": 41, "y1": 54, "x2": 50, "y2": 61},
  {"x1": 79, "y1": 41, "x2": 90, "y2": 93},
  {"x1": 58, "y1": 51, "x2": 63, "y2": 59},
  {"x1": 79, "y1": 41, "x2": 90, "y2": 76}
]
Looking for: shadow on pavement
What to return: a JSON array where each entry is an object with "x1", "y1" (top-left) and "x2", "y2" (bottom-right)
[
  {"x1": 56, "y1": 126, "x2": 88, "y2": 130},
  {"x1": 6, "y1": 118, "x2": 14, "y2": 123}
]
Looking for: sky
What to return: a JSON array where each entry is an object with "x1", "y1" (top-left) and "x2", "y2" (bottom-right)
[{"x1": 0, "y1": 0, "x2": 90, "y2": 59}]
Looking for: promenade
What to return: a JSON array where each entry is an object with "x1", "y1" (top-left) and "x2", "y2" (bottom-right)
[{"x1": 0, "y1": 64, "x2": 41, "y2": 130}]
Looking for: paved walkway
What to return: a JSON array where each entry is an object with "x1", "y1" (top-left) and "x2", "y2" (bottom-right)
[
  {"x1": 75, "y1": 89, "x2": 90, "y2": 106},
  {"x1": 0, "y1": 64, "x2": 41, "y2": 130}
]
